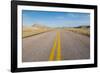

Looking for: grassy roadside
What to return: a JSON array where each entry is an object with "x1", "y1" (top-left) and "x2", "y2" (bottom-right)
[
  {"x1": 23, "y1": 30, "x2": 52, "y2": 38},
  {"x1": 65, "y1": 28, "x2": 90, "y2": 36},
  {"x1": 22, "y1": 27, "x2": 52, "y2": 38}
]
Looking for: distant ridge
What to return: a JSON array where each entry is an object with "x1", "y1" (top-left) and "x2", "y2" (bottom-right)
[
  {"x1": 32, "y1": 24, "x2": 49, "y2": 28},
  {"x1": 75, "y1": 25, "x2": 90, "y2": 28}
]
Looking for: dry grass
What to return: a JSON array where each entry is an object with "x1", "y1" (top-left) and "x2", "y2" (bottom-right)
[
  {"x1": 22, "y1": 27, "x2": 50, "y2": 38},
  {"x1": 66, "y1": 28, "x2": 90, "y2": 36}
]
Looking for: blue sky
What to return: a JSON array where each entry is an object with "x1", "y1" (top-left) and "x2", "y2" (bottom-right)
[{"x1": 22, "y1": 10, "x2": 90, "y2": 27}]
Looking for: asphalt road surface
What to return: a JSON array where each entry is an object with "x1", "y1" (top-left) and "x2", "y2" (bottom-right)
[{"x1": 22, "y1": 30, "x2": 90, "y2": 62}]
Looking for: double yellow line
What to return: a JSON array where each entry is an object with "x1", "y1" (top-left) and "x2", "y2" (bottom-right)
[{"x1": 49, "y1": 31, "x2": 61, "y2": 61}]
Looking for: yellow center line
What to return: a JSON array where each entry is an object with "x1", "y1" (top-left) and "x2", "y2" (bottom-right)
[
  {"x1": 49, "y1": 31, "x2": 61, "y2": 61},
  {"x1": 49, "y1": 33, "x2": 57, "y2": 61},
  {"x1": 56, "y1": 32, "x2": 61, "y2": 60}
]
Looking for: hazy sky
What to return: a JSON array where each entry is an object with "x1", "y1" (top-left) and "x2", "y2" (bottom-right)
[{"x1": 22, "y1": 10, "x2": 90, "y2": 27}]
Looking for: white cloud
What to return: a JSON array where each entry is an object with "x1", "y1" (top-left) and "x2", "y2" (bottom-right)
[{"x1": 56, "y1": 16, "x2": 65, "y2": 19}]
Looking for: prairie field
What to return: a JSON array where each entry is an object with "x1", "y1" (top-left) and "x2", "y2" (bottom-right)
[
  {"x1": 65, "y1": 28, "x2": 90, "y2": 36},
  {"x1": 22, "y1": 26, "x2": 50, "y2": 38}
]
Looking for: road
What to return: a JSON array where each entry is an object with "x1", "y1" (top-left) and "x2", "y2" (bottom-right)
[{"x1": 22, "y1": 30, "x2": 90, "y2": 62}]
